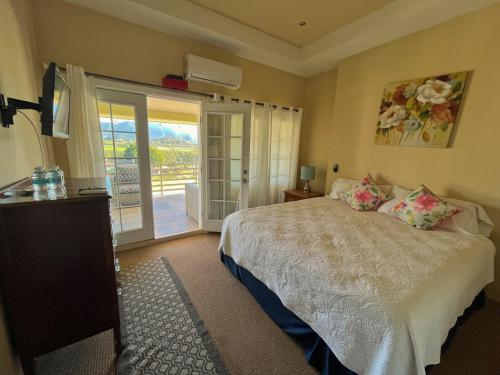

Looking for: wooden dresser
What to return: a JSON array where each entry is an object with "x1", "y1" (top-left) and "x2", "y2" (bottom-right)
[
  {"x1": 283, "y1": 189, "x2": 323, "y2": 202},
  {"x1": 0, "y1": 178, "x2": 121, "y2": 375}
]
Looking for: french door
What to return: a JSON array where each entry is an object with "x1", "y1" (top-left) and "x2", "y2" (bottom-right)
[
  {"x1": 201, "y1": 103, "x2": 251, "y2": 232},
  {"x1": 96, "y1": 89, "x2": 154, "y2": 244}
]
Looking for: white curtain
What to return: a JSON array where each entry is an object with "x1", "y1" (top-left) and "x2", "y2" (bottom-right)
[
  {"x1": 248, "y1": 102, "x2": 271, "y2": 207},
  {"x1": 66, "y1": 64, "x2": 106, "y2": 178},
  {"x1": 204, "y1": 94, "x2": 302, "y2": 207},
  {"x1": 269, "y1": 106, "x2": 302, "y2": 204},
  {"x1": 247, "y1": 103, "x2": 302, "y2": 206}
]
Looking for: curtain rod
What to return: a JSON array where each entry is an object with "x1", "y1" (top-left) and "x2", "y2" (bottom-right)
[
  {"x1": 57, "y1": 66, "x2": 300, "y2": 111},
  {"x1": 57, "y1": 66, "x2": 213, "y2": 98},
  {"x1": 220, "y1": 96, "x2": 300, "y2": 112}
]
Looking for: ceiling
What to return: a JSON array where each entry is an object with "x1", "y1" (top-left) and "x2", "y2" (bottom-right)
[
  {"x1": 188, "y1": 0, "x2": 393, "y2": 47},
  {"x1": 65, "y1": 0, "x2": 500, "y2": 77},
  {"x1": 98, "y1": 98, "x2": 198, "y2": 123},
  {"x1": 147, "y1": 97, "x2": 199, "y2": 123},
  {"x1": 147, "y1": 97, "x2": 199, "y2": 115}
]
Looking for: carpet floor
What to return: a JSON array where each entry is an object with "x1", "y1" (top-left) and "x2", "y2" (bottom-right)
[{"x1": 37, "y1": 233, "x2": 500, "y2": 375}]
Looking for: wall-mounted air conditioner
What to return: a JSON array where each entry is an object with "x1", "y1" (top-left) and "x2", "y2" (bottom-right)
[{"x1": 185, "y1": 54, "x2": 242, "y2": 90}]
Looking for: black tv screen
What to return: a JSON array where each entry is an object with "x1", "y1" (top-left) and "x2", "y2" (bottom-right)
[{"x1": 41, "y1": 63, "x2": 70, "y2": 139}]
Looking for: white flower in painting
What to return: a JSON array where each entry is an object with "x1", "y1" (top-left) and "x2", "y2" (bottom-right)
[
  {"x1": 416, "y1": 80, "x2": 452, "y2": 104},
  {"x1": 378, "y1": 105, "x2": 407, "y2": 129}
]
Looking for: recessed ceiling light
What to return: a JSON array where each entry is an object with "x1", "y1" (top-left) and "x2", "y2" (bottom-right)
[{"x1": 298, "y1": 21, "x2": 306, "y2": 27}]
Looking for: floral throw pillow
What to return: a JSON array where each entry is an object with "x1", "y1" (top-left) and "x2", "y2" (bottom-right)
[
  {"x1": 390, "y1": 185, "x2": 460, "y2": 229},
  {"x1": 338, "y1": 174, "x2": 388, "y2": 211}
]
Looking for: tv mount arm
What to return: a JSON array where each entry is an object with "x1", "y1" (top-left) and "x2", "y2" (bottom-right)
[{"x1": 0, "y1": 93, "x2": 42, "y2": 128}]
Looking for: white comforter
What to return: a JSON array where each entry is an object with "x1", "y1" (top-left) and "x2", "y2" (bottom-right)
[{"x1": 219, "y1": 197, "x2": 496, "y2": 375}]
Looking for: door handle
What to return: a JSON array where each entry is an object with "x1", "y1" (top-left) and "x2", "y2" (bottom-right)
[
  {"x1": 242, "y1": 179, "x2": 248, "y2": 184},
  {"x1": 242, "y1": 169, "x2": 248, "y2": 175}
]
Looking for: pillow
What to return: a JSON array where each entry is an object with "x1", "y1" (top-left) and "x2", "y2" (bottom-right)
[
  {"x1": 390, "y1": 185, "x2": 460, "y2": 230},
  {"x1": 338, "y1": 174, "x2": 389, "y2": 211},
  {"x1": 378, "y1": 185, "x2": 412, "y2": 214},
  {"x1": 330, "y1": 178, "x2": 393, "y2": 199},
  {"x1": 437, "y1": 197, "x2": 494, "y2": 236},
  {"x1": 329, "y1": 178, "x2": 357, "y2": 199}
]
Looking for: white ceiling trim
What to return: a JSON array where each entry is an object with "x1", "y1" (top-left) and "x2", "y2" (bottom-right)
[
  {"x1": 300, "y1": 0, "x2": 500, "y2": 75},
  {"x1": 64, "y1": 0, "x2": 500, "y2": 77}
]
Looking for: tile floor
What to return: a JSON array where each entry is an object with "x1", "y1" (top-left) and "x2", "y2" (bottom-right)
[
  {"x1": 113, "y1": 194, "x2": 199, "y2": 238},
  {"x1": 153, "y1": 194, "x2": 199, "y2": 237}
]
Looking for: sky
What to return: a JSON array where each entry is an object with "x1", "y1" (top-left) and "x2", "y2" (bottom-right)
[
  {"x1": 149, "y1": 122, "x2": 198, "y2": 142},
  {"x1": 99, "y1": 118, "x2": 198, "y2": 143}
]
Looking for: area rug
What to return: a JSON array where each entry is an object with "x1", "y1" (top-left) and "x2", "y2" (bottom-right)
[{"x1": 118, "y1": 258, "x2": 229, "y2": 375}]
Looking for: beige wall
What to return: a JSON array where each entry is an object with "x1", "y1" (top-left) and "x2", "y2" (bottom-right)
[
  {"x1": 31, "y1": 0, "x2": 306, "y2": 175},
  {"x1": 32, "y1": 0, "x2": 306, "y2": 105},
  {"x1": 0, "y1": 0, "x2": 52, "y2": 188},
  {"x1": 298, "y1": 69, "x2": 337, "y2": 193},
  {"x1": 313, "y1": 3, "x2": 500, "y2": 300},
  {"x1": 0, "y1": 1, "x2": 48, "y2": 372}
]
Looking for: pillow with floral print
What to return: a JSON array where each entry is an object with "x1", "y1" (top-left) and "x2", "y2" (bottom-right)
[
  {"x1": 338, "y1": 174, "x2": 389, "y2": 211},
  {"x1": 390, "y1": 185, "x2": 460, "y2": 229}
]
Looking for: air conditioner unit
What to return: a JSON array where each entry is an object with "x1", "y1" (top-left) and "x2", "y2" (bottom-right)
[{"x1": 185, "y1": 54, "x2": 242, "y2": 90}]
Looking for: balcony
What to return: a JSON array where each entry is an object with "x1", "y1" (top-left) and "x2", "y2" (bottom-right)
[
  {"x1": 153, "y1": 194, "x2": 198, "y2": 237},
  {"x1": 151, "y1": 163, "x2": 199, "y2": 237},
  {"x1": 108, "y1": 162, "x2": 200, "y2": 238}
]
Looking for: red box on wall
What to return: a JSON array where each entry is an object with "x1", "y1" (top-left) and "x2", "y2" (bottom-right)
[{"x1": 162, "y1": 74, "x2": 188, "y2": 90}]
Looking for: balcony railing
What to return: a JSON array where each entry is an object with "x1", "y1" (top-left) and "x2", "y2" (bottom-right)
[
  {"x1": 105, "y1": 160, "x2": 198, "y2": 201},
  {"x1": 150, "y1": 163, "x2": 199, "y2": 196}
]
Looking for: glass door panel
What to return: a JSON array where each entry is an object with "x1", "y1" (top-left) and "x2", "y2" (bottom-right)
[
  {"x1": 208, "y1": 137, "x2": 223, "y2": 158},
  {"x1": 208, "y1": 160, "x2": 223, "y2": 180},
  {"x1": 207, "y1": 113, "x2": 224, "y2": 136},
  {"x1": 99, "y1": 103, "x2": 143, "y2": 233},
  {"x1": 227, "y1": 137, "x2": 242, "y2": 159},
  {"x1": 97, "y1": 89, "x2": 153, "y2": 244},
  {"x1": 202, "y1": 103, "x2": 251, "y2": 232},
  {"x1": 225, "y1": 181, "x2": 240, "y2": 201},
  {"x1": 209, "y1": 201, "x2": 223, "y2": 220}
]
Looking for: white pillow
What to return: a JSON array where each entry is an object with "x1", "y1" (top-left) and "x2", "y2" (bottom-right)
[
  {"x1": 329, "y1": 178, "x2": 357, "y2": 199},
  {"x1": 377, "y1": 185, "x2": 412, "y2": 214},
  {"x1": 437, "y1": 197, "x2": 494, "y2": 237},
  {"x1": 330, "y1": 178, "x2": 393, "y2": 199}
]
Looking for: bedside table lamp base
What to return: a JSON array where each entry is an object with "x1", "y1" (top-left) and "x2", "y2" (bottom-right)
[{"x1": 303, "y1": 181, "x2": 311, "y2": 192}]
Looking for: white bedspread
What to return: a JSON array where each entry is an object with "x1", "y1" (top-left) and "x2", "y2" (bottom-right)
[{"x1": 219, "y1": 197, "x2": 495, "y2": 375}]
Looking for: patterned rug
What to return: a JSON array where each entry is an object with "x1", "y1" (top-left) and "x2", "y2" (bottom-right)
[{"x1": 118, "y1": 258, "x2": 229, "y2": 375}]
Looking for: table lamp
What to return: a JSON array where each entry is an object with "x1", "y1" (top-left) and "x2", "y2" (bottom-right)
[{"x1": 300, "y1": 166, "x2": 315, "y2": 192}]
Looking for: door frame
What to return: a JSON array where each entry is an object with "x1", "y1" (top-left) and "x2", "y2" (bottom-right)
[
  {"x1": 94, "y1": 78, "x2": 206, "y2": 239},
  {"x1": 93, "y1": 77, "x2": 206, "y2": 102},
  {"x1": 201, "y1": 102, "x2": 251, "y2": 232}
]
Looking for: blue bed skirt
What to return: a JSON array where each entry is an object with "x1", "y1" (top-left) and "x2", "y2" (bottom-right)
[
  {"x1": 221, "y1": 251, "x2": 356, "y2": 375},
  {"x1": 220, "y1": 251, "x2": 485, "y2": 375}
]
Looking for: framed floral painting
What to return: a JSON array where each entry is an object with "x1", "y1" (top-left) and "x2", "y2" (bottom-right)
[{"x1": 375, "y1": 71, "x2": 469, "y2": 147}]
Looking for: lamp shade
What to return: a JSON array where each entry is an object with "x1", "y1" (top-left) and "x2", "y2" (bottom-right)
[{"x1": 300, "y1": 166, "x2": 315, "y2": 181}]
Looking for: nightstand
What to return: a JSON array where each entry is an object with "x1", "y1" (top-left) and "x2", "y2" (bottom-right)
[{"x1": 283, "y1": 189, "x2": 323, "y2": 202}]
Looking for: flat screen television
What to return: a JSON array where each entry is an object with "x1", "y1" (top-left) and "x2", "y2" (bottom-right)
[
  {"x1": 41, "y1": 63, "x2": 70, "y2": 139},
  {"x1": 0, "y1": 62, "x2": 71, "y2": 138}
]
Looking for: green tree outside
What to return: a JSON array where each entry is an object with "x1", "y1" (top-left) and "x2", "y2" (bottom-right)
[
  {"x1": 123, "y1": 143, "x2": 196, "y2": 165},
  {"x1": 149, "y1": 146, "x2": 166, "y2": 164}
]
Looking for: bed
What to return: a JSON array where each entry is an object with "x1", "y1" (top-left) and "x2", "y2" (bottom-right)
[{"x1": 218, "y1": 197, "x2": 495, "y2": 375}]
